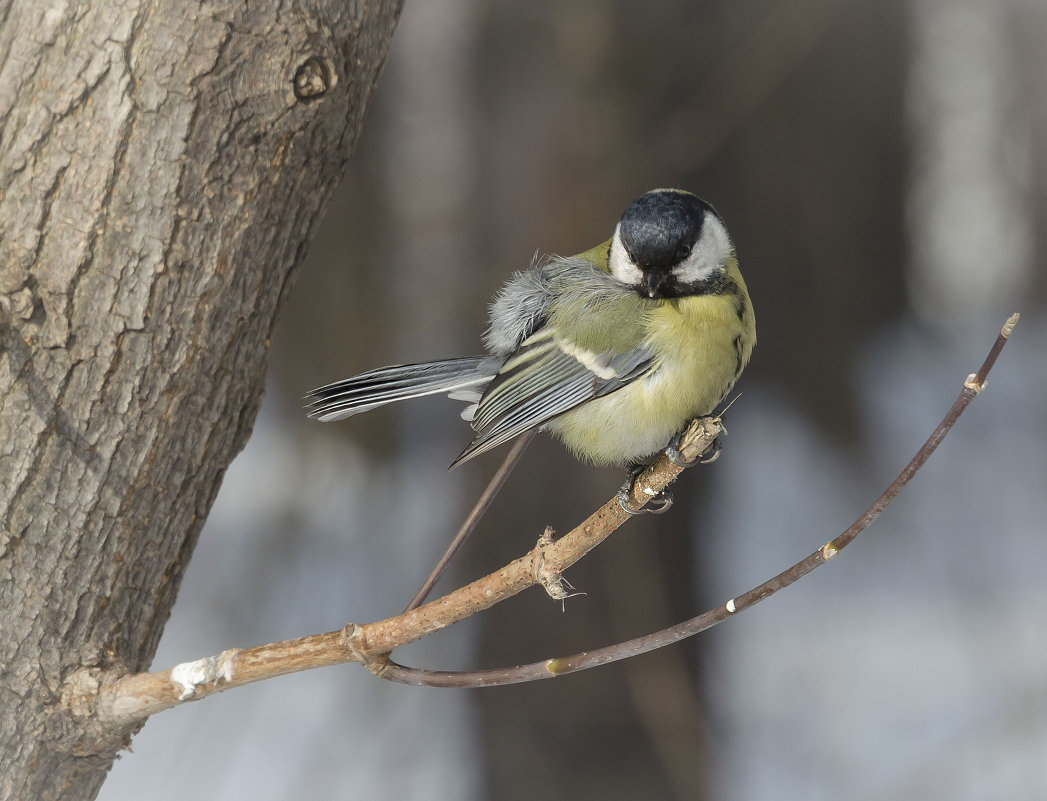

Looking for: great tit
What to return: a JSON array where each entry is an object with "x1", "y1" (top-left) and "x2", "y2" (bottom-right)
[{"x1": 307, "y1": 188, "x2": 756, "y2": 468}]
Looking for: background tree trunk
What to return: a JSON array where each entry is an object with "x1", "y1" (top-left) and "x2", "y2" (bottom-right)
[{"x1": 0, "y1": 2, "x2": 401, "y2": 798}]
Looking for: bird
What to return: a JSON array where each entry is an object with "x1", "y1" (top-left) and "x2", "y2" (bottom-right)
[{"x1": 306, "y1": 188, "x2": 755, "y2": 474}]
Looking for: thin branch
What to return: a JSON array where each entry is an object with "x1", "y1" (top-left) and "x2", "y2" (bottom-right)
[
  {"x1": 378, "y1": 313, "x2": 1021, "y2": 687},
  {"x1": 81, "y1": 418, "x2": 723, "y2": 726},
  {"x1": 403, "y1": 430, "x2": 537, "y2": 613}
]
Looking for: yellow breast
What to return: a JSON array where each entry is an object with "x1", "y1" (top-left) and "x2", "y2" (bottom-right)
[{"x1": 547, "y1": 259, "x2": 754, "y2": 465}]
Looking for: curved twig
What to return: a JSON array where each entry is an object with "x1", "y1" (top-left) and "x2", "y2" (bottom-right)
[{"x1": 378, "y1": 313, "x2": 1020, "y2": 687}]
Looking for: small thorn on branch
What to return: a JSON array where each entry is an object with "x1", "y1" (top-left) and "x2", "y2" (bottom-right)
[
  {"x1": 534, "y1": 527, "x2": 570, "y2": 601},
  {"x1": 970, "y1": 312, "x2": 1019, "y2": 388}
]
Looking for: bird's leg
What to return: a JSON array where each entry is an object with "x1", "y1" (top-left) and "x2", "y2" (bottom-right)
[
  {"x1": 666, "y1": 428, "x2": 722, "y2": 466},
  {"x1": 617, "y1": 463, "x2": 674, "y2": 515},
  {"x1": 617, "y1": 429, "x2": 723, "y2": 515}
]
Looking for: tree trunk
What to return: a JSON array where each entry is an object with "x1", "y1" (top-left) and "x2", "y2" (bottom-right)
[{"x1": 0, "y1": 2, "x2": 401, "y2": 798}]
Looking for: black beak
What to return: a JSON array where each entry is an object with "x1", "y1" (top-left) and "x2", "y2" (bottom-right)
[{"x1": 642, "y1": 271, "x2": 666, "y2": 298}]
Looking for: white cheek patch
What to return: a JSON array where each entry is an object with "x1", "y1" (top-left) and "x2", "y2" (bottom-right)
[
  {"x1": 608, "y1": 224, "x2": 644, "y2": 287},
  {"x1": 673, "y1": 214, "x2": 733, "y2": 285}
]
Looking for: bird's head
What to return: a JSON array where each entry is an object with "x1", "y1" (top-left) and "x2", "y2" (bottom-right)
[{"x1": 608, "y1": 189, "x2": 733, "y2": 299}]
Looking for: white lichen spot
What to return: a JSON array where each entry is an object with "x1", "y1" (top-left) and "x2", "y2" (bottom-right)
[
  {"x1": 215, "y1": 649, "x2": 238, "y2": 683},
  {"x1": 170, "y1": 657, "x2": 215, "y2": 701},
  {"x1": 171, "y1": 650, "x2": 240, "y2": 700},
  {"x1": 642, "y1": 487, "x2": 657, "y2": 496}
]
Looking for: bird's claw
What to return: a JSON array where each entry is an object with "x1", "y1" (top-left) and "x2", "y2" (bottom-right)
[
  {"x1": 617, "y1": 481, "x2": 674, "y2": 515},
  {"x1": 618, "y1": 429, "x2": 722, "y2": 514},
  {"x1": 698, "y1": 436, "x2": 723, "y2": 464},
  {"x1": 665, "y1": 430, "x2": 722, "y2": 466},
  {"x1": 645, "y1": 490, "x2": 674, "y2": 513}
]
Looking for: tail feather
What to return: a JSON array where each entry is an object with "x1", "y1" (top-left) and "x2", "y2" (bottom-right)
[{"x1": 306, "y1": 357, "x2": 496, "y2": 422}]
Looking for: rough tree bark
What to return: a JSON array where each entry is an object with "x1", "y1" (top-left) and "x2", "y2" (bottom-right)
[{"x1": 0, "y1": 2, "x2": 402, "y2": 798}]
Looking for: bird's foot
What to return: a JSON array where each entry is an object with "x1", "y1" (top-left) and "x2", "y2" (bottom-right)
[
  {"x1": 666, "y1": 429, "x2": 722, "y2": 466},
  {"x1": 617, "y1": 429, "x2": 723, "y2": 515},
  {"x1": 617, "y1": 465, "x2": 675, "y2": 515}
]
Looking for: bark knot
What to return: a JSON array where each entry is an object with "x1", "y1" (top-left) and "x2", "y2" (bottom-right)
[{"x1": 293, "y1": 57, "x2": 330, "y2": 100}]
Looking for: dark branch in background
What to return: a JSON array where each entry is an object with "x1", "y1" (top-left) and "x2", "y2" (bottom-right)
[
  {"x1": 65, "y1": 316, "x2": 1017, "y2": 722},
  {"x1": 380, "y1": 313, "x2": 1021, "y2": 687},
  {"x1": 404, "y1": 430, "x2": 537, "y2": 612}
]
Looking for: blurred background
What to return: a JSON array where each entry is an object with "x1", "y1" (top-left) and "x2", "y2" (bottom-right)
[{"x1": 101, "y1": 0, "x2": 1046, "y2": 798}]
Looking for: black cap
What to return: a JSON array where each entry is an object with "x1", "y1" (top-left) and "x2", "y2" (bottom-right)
[{"x1": 618, "y1": 190, "x2": 712, "y2": 270}]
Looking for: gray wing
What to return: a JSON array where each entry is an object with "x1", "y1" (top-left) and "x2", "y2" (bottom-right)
[
  {"x1": 449, "y1": 327, "x2": 653, "y2": 468},
  {"x1": 306, "y1": 357, "x2": 497, "y2": 421}
]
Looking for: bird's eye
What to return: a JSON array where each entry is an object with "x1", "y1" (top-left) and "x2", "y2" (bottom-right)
[{"x1": 675, "y1": 243, "x2": 692, "y2": 262}]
